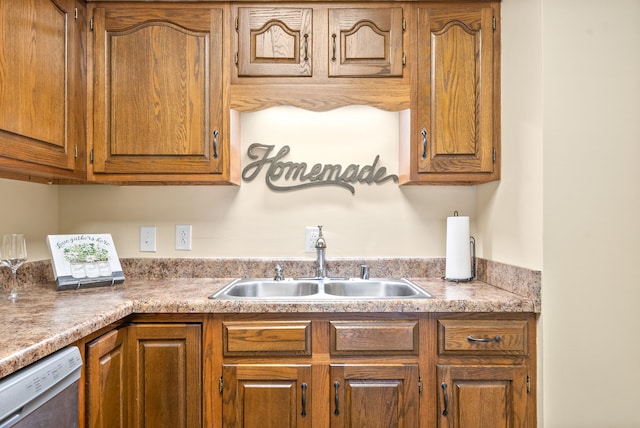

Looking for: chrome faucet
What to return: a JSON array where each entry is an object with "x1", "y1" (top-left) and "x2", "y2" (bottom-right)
[{"x1": 315, "y1": 226, "x2": 327, "y2": 278}]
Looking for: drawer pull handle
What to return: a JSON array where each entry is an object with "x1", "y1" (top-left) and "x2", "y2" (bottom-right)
[
  {"x1": 303, "y1": 34, "x2": 309, "y2": 62},
  {"x1": 441, "y1": 382, "x2": 449, "y2": 416},
  {"x1": 421, "y1": 129, "x2": 428, "y2": 158},
  {"x1": 212, "y1": 130, "x2": 219, "y2": 159},
  {"x1": 333, "y1": 381, "x2": 340, "y2": 415},
  {"x1": 467, "y1": 335, "x2": 502, "y2": 343},
  {"x1": 331, "y1": 34, "x2": 337, "y2": 61},
  {"x1": 301, "y1": 383, "x2": 307, "y2": 416}
]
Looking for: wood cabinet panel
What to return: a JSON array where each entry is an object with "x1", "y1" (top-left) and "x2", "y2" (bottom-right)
[
  {"x1": 328, "y1": 8, "x2": 404, "y2": 77},
  {"x1": 224, "y1": 320, "x2": 312, "y2": 356},
  {"x1": 438, "y1": 319, "x2": 528, "y2": 356},
  {"x1": 418, "y1": 6, "x2": 495, "y2": 175},
  {"x1": 330, "y1": 364, "x2": 419, "y2": 428},
  {"x1": 128, "y1": 323, "x2": 202, "y2": 428},
  {"x1": 86, "y1": 328, "x2": 128, "y2": 428},
  {"x1": 401, "y1": 3, "x2": 500, "y2": 185},
  {"x1": 330, "y1": 320, "x2": 418, "y2": 355},
  {"x1": 223, "y1": 364, "x2": 312, "y2": 428},
  {"x1": 0, "y1": 0, "x2": 85, "y2": 180},
  {"x1": 91, "y1": 6, "x2": 232, "y2": 182},
  {"x1": 437, "y1": 364, "x2": 528, "y2": 428},
  {"x1": 237, "y1": 7, "x2": 313, "y2": 77}
]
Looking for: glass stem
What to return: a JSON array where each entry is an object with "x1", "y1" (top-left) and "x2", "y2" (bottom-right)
[{"x1": 8, "y1": 269, "x2": 18, "y2": 300}]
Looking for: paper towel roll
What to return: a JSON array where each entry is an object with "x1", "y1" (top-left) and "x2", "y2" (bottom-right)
[{"x1": 445, "y1": 215, "x2": 471, "y2": 280}]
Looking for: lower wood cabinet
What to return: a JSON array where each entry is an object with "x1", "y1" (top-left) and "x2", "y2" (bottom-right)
[
  {"x1": 218, "y1": 314, "x2": 422, "y2": 427},
  {"x1": 222, "y1": 364, "x2": 312, "y2": 428},
  {"x1": 79, "y1": 312, "x2": 535, "y2": 428},
  {"x1": 84, "y1": 321, "x2": 202, "y2": 428},
  {"x1": 330, "y1": 363, "x2": 419, "y2": 428},
  {"x1": 437, "y1": 364, "x2": 528, "y2": 428},
  {"x1": 436, "y1": 314, "x2": 536, "y2": 428}
]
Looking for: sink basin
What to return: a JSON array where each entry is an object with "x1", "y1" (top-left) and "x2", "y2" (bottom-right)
[
  {"x1": 210, "y1": 278, "x2": 431, "y2": 300},
  {"x1": 216, "y1": 279, "x2": 319, "y2": 298},
  {"x1": 323, "y1": 280, "x2": 427, "y2": 298}
]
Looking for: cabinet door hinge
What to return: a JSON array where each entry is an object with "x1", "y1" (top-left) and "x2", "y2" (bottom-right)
[
  {"x1": 74, "y1": 8, "x2": 78, "y2": 21},
  {"x1": 492, "y1": 16, "x2": 497, "y2": 31},
  {"x1": 526, "y1": 375, "x2": 531, "y2": 393},
  {"x1": 493, "y1": 147, "x2": 496, "y2": 163},
  {"x1": 90, "y1": 17, "x2": 94, "y2": 32},
  {"x1": 73, "y1": 145, "x2": 78, "y2": 158},
  {"x1": 418, "y1": 376, "x2": 423, "y2": 394},
  {"x1": 219, "y1": 376, "x2": 224, "y2": 393},
  {"x1": 89, "y1": 149, "x2": 94, "y2": 163}
]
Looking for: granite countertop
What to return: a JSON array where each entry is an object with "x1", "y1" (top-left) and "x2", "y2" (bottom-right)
[{"x1": 0, "y1": 272, "x2": 537, "y2": 379}]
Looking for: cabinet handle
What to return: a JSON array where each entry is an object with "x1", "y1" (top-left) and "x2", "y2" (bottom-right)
[
  {"x1": 331, "y1": 34, "x2": 337, "y2": 61},
  {"x1": 303, "y1": 34, "x2": 309, "y2": 62},
  {"x1": 333, "y1": 381, "x2": 340, "y2": 415},
  {"x1": 301, "y1": 383, "x2": 307, "y2": 416},
  {"x1": 467, "y1": 335, "x2": 502, "y2": 343},
  {"x1": 212, "y1": 130, "x2": 219, "y2": 159},
  {"x1": 441, "y1": 382, "x2": 449, "y2": 416},
  {"x1": 421, "y1": 129, "x2": 427, "y2": 158}
]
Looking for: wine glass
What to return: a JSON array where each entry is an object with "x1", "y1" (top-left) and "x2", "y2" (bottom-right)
[{"x1": 1, "y1": 234, "x2": 27, "y2": 301}]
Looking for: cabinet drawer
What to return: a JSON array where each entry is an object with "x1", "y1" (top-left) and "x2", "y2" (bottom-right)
[
  {"x1": 223, "y1": 321, "x2": 311, "y2": 356},
  {"x1": 438, "y1": 319, "x2": 528, "y2": 356},
  {"x1": 330, "y1": 320, "x2": 418, "y2": 355}
]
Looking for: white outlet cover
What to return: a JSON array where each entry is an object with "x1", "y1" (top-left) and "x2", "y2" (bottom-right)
[
  {"x1": 175, "y1": 224, "x2": 192, "y2": 251},
  {"x1": 305, "y1": 226, "x2": 320, "y2": 253}
]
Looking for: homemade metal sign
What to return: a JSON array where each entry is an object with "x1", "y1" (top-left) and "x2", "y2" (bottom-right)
[{"x1": 241, "y1": 144, "x2": 398, "y2": 194}]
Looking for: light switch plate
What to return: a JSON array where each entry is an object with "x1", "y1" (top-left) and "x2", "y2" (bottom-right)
[{"x1": 139, "y1": 226, "x2": 156, "y2": 252}]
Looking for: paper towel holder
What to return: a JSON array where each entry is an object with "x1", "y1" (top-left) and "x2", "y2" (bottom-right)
[{"x1": 444, "y1": 236, "x2": 476, "y2": 283}]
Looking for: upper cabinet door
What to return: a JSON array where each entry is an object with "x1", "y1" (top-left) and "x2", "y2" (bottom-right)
[
  {"x1": 328, "y1": 8, "x2": 404, "y2": 77},
  {"x1": 91, "y1": 7, "x2": 231, "y2": 181},
  {"x1": 237, "y1": 7, "x2": 313, "y2": 77},
  {"x1": 0, "y1": 0, "x2": 84, "y2": 178},
  {"x1": 417, "y1": 6, "x2": 496, "y2": 176}
]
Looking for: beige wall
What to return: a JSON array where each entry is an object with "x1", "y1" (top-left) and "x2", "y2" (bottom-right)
[
  {"x1": 2, "y1": 0, "x2": 640, "y2": 425},
  {"x1": 58, "y1": 106, "x2": 477, "y2": 259},
  {"x1": 0, "y1": 179, "x2": 58, "y2": 260},
  {"x1": 541, "y1": 0, "x2": 640, "y2": 427}
]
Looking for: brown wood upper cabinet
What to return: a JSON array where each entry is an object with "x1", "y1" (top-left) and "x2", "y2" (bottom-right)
[
  {"x1": 328, "y1": 7, "x2": 404, "y2": 77},
  {"x1": 400, "y1": 3, "x2": 500, "y2": 185},
  {"x1": 233, "y1": 5, "x2": 405, "y2": 79},
  {"x1": 0, "y1": 0, "x2": 86, "y2": 183},
  {"x1": 236, "y1": 7, "x2": 313, "y2": 77},
  {"x1": 89, "y1": 5, "x2": 238, "y2": 184}
]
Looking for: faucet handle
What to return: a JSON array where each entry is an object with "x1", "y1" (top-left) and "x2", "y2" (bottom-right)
[
  {"x1": 360, "y1": 265, "x2": 370, "y2": 280},
  {"x1": 315, "y1": 225, "x2": 326, "y2": 249},
  {"x1": 274, "y1": 264, "x2": 284, "y2": 281}
]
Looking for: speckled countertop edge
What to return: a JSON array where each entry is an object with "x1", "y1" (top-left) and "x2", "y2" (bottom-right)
[{"x1": 0, "y1": 258, "x2": 540, "y2": 378}]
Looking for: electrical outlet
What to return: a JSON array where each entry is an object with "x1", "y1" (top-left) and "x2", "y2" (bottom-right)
[
  {"x1": 305, "y1": 226, "x2": 320, "y2": 253},
  {"x1": 139, "y1": 226, "x2": 157, "y2": 252},
  {"x1": 175, "y1": 225, "x2": 192, "y2": 251}
]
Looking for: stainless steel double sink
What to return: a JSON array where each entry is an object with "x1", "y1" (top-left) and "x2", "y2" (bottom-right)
[{"x1": 209, "y1": 277, "x2": 432, "y2": 300}]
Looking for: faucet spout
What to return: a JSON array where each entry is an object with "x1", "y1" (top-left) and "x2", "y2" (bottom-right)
[{"x1": 315, "y1": 226, "x2": 327, "y2": 278}]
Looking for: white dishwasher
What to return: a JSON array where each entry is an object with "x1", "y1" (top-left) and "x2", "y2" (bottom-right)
[{"x1": 0, "y1": 346, "x2": 82, "y2": 428}]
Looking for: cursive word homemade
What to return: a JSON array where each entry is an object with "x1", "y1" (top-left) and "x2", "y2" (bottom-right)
[{"x1": 241, "y1": 144, "x2": 398, "y2": 194}]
